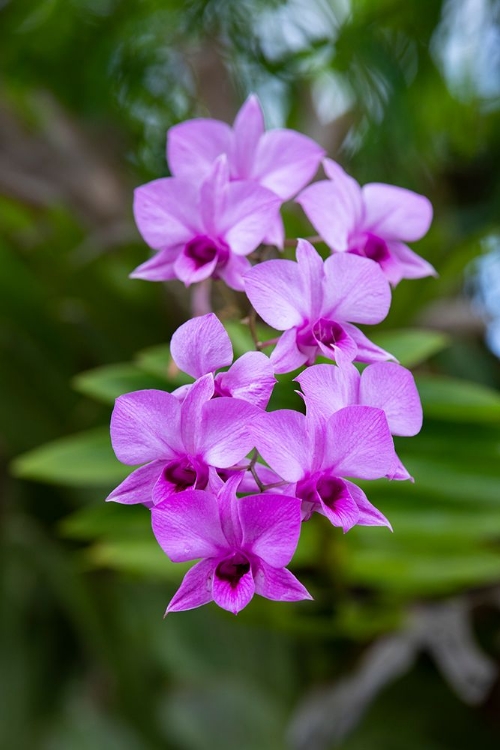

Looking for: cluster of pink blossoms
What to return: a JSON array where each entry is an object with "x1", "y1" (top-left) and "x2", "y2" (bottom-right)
[{"x1": 108, "y1": 95, "x2": 434, "y2": 615}]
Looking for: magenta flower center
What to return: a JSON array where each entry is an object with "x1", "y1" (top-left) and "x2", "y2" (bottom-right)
[
  {"x1": 312, "y1": 318, "x2": 347, "y2": 349},
  {"x1": 351, "y1": 232, "x2": 390, "y2": 264},
  {"x1": 315, "y1": 475, "x2": 347, "y2": 510},
  {"x1": 216, "y1": 553, "x2": 251, "y2": 587},
  {"x1": 163, "y1": 458, "x2": 208, "y2": 492},
  {"x1": 185, "y1": 235, "x2": 229, "y2": 270}
]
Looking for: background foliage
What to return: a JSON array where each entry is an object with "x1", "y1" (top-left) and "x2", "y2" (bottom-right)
[{"x1": 2, "y1": 0, "x2": 500, "y2": 747}]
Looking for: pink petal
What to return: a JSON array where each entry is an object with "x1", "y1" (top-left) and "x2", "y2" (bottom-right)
[
  {"x1": 244, "y1": 259, "x2": 306, "y2": 329},
  {"x1": 133, "y1": 178, "x2": 200, "y2": 249},
  {"x1": 106, "y1": 460, "x2": 165, "y2": 507},
  {"x1": 231, "y1": 94, "x2": 265, "y2": 179},
  {"x1": 252, "y1": 129, "x2": 325, "y2": 200},
  {"x1": 296, "y1": 362, "x2": 360, "y2": 420},
  {"x1": 216, "y1": 475, "x2": 244, "y2": 548},
  {"x1": 180, "y1": 374, "x2": 215, "y2": 454},
  {"x1": 253, "y1": 561, "x2": 312, "y2": 602},
  {"x1": 344, "y1": 480, "x2": 392, "y2": 529},
  {"x1": 238, "y1": 493, "x2": 302, "y2": 567},
  {"x1": 173, "y1": 247, "x2": 218, "y2": 286},
  {"x1": 152, "y1": 488, "x2": 228, "y2": 562},
  {"x1": 323, "y1": 405, "x2": 396, "y2": 480},
  {"x1": 199, "y1": 397, "x2": 258, "y2": 467},
  {"x1": 199, "y1": 156, "x2": 230, "y2": 236},
  {"x1": 250, "y1": 410, "x2": 310, "y2": 482},
  {"x1": 315, "y1": 476, "x2": 360, "y2": 532},
  {"x1": 389, "y1": 241, "x2": 437, "y2": 280},
  {"x1": 219, "y1": 181, "x2": 281, "y2": 256},
  {"x1": 215, "y1": 351, "x2": 276, "y2": 409},
  {"x1": 359, "y1": 362, "x2": 423, "y2": 436},
  {"x1": 170, "y1": 313, "x2": 233, "y2": 379},
  {"x1": 388, "y1": 453, "x2": 413, "y2": 482},
  {"x1": 167, "y1": 118, "x2": 233, "y2": 181},
  {"x1": 129, "y1": 246, "x2": 180, "y2": 281},
  {"x1": 343, "y1": 323, "x2": 395, "y2": 363},
  {"x1": 216, "y1": 253, "x2": 252, "y2": 292},
  {"x1": 361, "y1": 183, "x2": 433, "y2": 242},
  {"x1": 296, "y1": 239, "x2": 325, "y2": 321},
  {"x1": 166, "y1": 559, "x2": 216, "y2": 614},
  {"x1": 296, "y1": 159, "x2": 362, "y2": 251},
  {"x1": 111, "y1": 390, "x2": 182, "y2": 465},
  {"x1": 212, "y1": 560, "x2": 255, "y2": 614},
  {"x1": 323, "y1": 253, "x2": 391, "y2": 325},
  {"x1": 262, "y1": 213, "x2": 285, "y2": 249},
  {"x1": 270, "y1": 329, "x2": 309, "y2": 373}
]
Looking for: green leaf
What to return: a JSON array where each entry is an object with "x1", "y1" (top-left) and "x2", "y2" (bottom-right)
[
  {"x1": 85, "y1": 539, "x2": 189, "y2": 580},
  {"x1": 415, "y1": 375, "x2": 500, "y2": 422},
  {"x1": 135, "y1": 344, "x2": 192, "y2": 387},
  {"x1": 60, "y1": 502, "x2": 150, "y2": 540},
  {"x1": 73, "y1": 364, "x2": 170, "y2": 405},
  {"x1": 369, "y1": 328, "x2": 450, "y2": 367},
  {"x1": 11, "y1": 427, "x2": 128, "y2": 486}
]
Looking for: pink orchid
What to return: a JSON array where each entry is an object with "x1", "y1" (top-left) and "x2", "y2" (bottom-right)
[
  {"x1": 107, "y1": 375, "x2": 257, "y2": 507},
  {"x1": 251, "y1": 406, "x2": 396, "y2": 532},
  {"x1": 167, "y1": 94, "x2": 325, "y2": 247},
  {"x1": 170, "y1": 313, "x2": 276, "y2": 409},
  {"x1": 244, "y1": 239, "x2": 393, "y2": 373},
  {"x1": 132, "y1": 156, "x2": 280, "y2": 290},
  {"x1": 151, "y1": 477, "x2": 311, "y2": 614},
  {"x1": 296, "y1": 158, "x2": 435, "y2": 285},
  {"x1": 296, "y1": 361, "x2": 423, "y2": 480}
]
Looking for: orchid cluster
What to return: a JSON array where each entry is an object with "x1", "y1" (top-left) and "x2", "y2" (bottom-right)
[{"x1": 108, "y1": 95, "x2": 434, "y2": 615}]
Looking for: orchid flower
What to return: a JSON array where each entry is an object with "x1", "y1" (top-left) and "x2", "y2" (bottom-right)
[
  {"x1": 244, "y1": 239, "x2": 393, "y2": 373},
  {"x1": 170, "y1": 313, "x2": 276, "y2": 409},
  {"x1": 132, "y1": 156, "x2": 280, "y2": 290},
  {"x1": 167, "y1": 94, "x2": 325, "y2": 247},
  {"x1": 251, "y1": 406, "x2": 396, "y2": 532},
  {"x1": 107, "y1": 375, "x2": 257, "y2": 507},
  {"x1": 151, "y1": 477, "x2": 311, "y2": 614},
  {"x1": 296, "y1": 158, "x2": 435, "y2": 285}
]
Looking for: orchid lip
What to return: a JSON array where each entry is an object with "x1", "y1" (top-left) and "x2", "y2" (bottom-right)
[
  {"x1": 216, "y1": 553, "x2": 251, "y2": 588},
  {"x1": 185, "y1": 235, "x2": 230, "y2": 270},
  {"x1": 350, "y1": 232, "x2": 391, "y2": 264},
  {"x1": 162, "y1": 457, "x2": 209, "y2": 492}
]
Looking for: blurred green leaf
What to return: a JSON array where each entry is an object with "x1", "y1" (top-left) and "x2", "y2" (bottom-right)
[
  {"x1": 73, "y1": 364, "x2": 170, "y2": 405},
  {"x1": 85, "y1": 539, "x2": 189, "y2": 580},
  {"x1": 369, "y1": 328, "x2": 450, "y2": 367},
  {"x1": 11, "y1": 428, "x2": 128, "y2": 486},
  {"x1": 415, "y1": 375, "x2": 500, "y2": 422}
]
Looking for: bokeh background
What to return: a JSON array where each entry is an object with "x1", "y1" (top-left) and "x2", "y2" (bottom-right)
[{"x1": 2, "y1": 0, "x2": 500, "y2": 748}]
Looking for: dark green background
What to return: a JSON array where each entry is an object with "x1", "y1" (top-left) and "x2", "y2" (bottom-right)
[{"x1": 2, "y1": 1, "x2": 500, "y2": 748}]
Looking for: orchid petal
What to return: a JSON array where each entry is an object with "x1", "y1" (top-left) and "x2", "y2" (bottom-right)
[
  {"x1": 296, "y1": 362, "x2": 359, "y2": 420},
  {"x1": 296, "y1": 239, "x2": 325, "y2": 321},
  {"x1": 323, "y1": 253, "x2": 391, "y2": 324},
  {"x1": 253, "y1": 562, "x2": 312, "y2": 602},
  {"x1": 216, "y1": 253, "x2": 252, "y2": 291},
  {"x1": 170, "y1": 314, "x2": 233, "y2": 379},
  {"x1": 166, "y1": 559, "x2": 215, "y2": 614},
  {"x1": 315, "y1": 477, "x2": 360, "y2": 532},
  {"x1": 361, "y1": 183, "x2": 433, "y2": 242},
  {"x1": 270, "y1": 329, "x2": 309, "y2": 373},
  {"x1": 253, "y1": 129, "x2": 325, "y2": 200},
  {"x1": 244, "y1": 259, "x2": 306, "y2": 329},
  {"x1": 343, "y1": 323, "x2": 395, "y2": 363},
  {"x1": 133, "y1": 178, "x2": 199, "y2": 249},
  {"x1": 212, "y1": 561, "x2": 255, "y2": 614},
  {"x1": 200, "y1": 397, "x2": 257, "y2": 467},
  {"x1": 323, "y1": 405, "x2": 395, "y2": 479},
  {"x1": 250, "y1": 410, "x2": 310, "y2": 482},
  {"x1": 220, "y1": 181, "x2": 281, "y2": 256},
  {"x1": 152, "y1": 489, "x2": 227, "y2": 562},
  {"x1": 167, "y1": 118, "x2": 233, "y2": 181},
  {"x1": 360, "y1": 362, "x2": 423, "y2": 436},
  {"x1": 216, "y1": 351, "x2": 276, "y2": 408},
  {"x1": 199, "y1": 156, "x2": 230, "y2": 235},
  {"x1": 129, "y1": 246, "x2": 180, "y2": 281},
  {"x1": 110, "y1": 390, "x2": 182, "y2": 465},
  {"x1": 180, "y1": 374, "x2": 214, "y2": 454},
  {"x1": 106, "y1": 460, "x2": 165, "y2": 507},
  {"x1": 238, "y1": 494, "x2": 302, "y2": 566},
  {"x1": 173, "y1": 247, "x2": 218, "y2": 286},
  {"x1": 389, "y1": 241, "x2": 437, "y2": 280},
  {"x1": 231, "y1": 95, "x2": 265, "y2": 178},
  {"x1": 344, "y1": 480, "x2": 392, "y2": 529}
]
